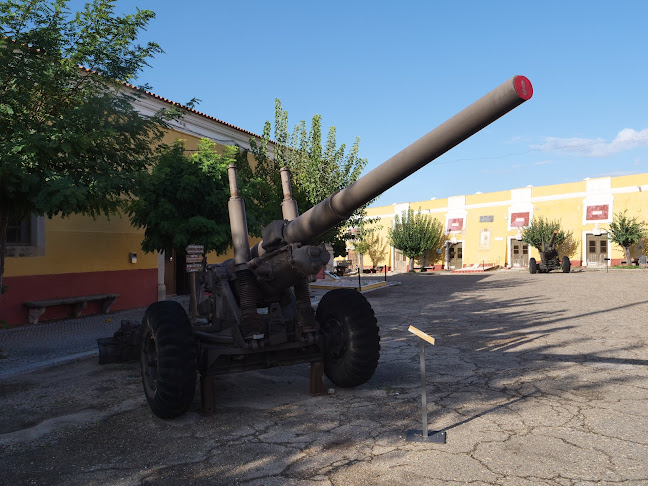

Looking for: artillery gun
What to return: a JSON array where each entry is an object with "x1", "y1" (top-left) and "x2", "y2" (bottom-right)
[
  {"x1": 139, "y1": 76, "x2": 534, "y2": 418},
  {"x1": 528, "y1": 230, "x2": 571, "y2": 274}
]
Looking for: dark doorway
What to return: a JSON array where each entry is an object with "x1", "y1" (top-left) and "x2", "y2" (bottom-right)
[
  {"x1": 164, "y1": 250, "x2": 176, "y2": 296},
  {"x1": 163, "y1": 250, "x2": 189, "y2": 296},
  {"x1": 174, "y1": 252, "x2": 190, "y2": 295}
]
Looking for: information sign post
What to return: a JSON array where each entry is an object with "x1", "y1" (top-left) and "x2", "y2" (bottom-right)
[
  {"x1": 406, "y1": 325, "x2": 446, "y2": 443},
  {"x1": 186, "y1": 245, "x2": 205, "y2": 322}
]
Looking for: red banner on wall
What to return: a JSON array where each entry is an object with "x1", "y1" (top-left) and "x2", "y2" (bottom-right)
[
  {"x1": 510, "y1": 212, "x2": 530, "y2": 227},
  {"x1": 447, "y1": 218, "x2": 464, "y2": 231},
  {"x1": 586, "y1": 205, "x2": 609, "y2": 220}
]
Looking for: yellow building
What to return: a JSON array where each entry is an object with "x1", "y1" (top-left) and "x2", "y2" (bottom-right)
[
  {"x1": 2, "y1": 87, "x2": 264, "y2": 326},
  {"x1": 351, "y1": 174, "x2": 648, "y2": 272}
]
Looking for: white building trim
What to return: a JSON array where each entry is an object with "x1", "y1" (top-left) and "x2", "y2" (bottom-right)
[{"x1": 130, "y1": 95, "x2": 259, "y2": 151}]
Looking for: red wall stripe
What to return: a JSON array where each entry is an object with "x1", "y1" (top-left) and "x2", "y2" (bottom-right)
[{"x1": 0, "y1": 269, "x2": 157, "y2": 326}]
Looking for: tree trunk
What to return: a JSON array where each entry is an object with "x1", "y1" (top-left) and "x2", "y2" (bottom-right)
[
  {"x1": 0, "y1": 208, "x2": 8, "y2": 305},
  {"x1": 359, "y1": 253, "x2": 364, "y2": 273},
  {"x1": 408, "y1": 256, "x2": 414, "y2": 272},
  {"x1": 624, "y1": 246, "x2": 632, "y2": 265}
]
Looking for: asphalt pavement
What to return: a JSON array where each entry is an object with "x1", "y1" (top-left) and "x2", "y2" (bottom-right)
[{"x1": 1, "y1": 269, "x2": 647, "y2": 485}]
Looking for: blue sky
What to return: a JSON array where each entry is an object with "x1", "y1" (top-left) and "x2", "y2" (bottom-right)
[{"x1": 73, "y1": 0, "x2": 648, "y2": 206}]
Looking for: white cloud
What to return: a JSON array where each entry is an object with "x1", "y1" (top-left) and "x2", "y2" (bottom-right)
[
  {"x1": 532, "y1": 160, "x2": 554, "y2": 166},
  {"x1": 533, "y1": 128, "x2": 648, "y2": 157}
]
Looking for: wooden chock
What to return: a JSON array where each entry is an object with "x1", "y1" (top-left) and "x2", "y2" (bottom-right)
[{"x1": 310, "y1": 361, "x2": 325, "y2": 396}]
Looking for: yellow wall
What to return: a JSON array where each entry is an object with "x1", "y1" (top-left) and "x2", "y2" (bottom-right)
[
  {"x1": 528, "y1": 196, "x2": 584, "y2": 261},
  {"x1": 465, "y1": 203, "x2": 509, "y2": 267},
  {"x1": 6, "y1": 127, "x2": 242, "y2": 278},
  {"x1": 5, "y1": 212, "x2": 155, "y2": 277}
]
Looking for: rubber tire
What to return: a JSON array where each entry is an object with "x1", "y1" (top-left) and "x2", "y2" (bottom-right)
[
  {"x1": 529, "y1": 258, "x2": 537, "y2": 274},
  {"x1": 316, "y1": 289, "x2": 380, "y2": 388},
  {"x1": 140, "y1": 301, "x2": 197, "y2": 419},
  {"x1": 562, "y1": 256, "x2": 571, "y2": 273}
]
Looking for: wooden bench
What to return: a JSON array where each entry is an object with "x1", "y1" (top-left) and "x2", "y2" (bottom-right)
[{"x1": 23, "y1": 294, "x2": 119, "y2": 325}]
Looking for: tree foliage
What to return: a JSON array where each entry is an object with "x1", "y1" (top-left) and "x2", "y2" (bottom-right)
[
  {"x1": 389, "y1": 209, "x2": 444, "y2": 271},
  {"x1": 0, "y1": 0, "x2": 175, "y2": 296},
  {"x1": 353, "y1": 231, "x2": 373, "y2": 257},
  {"x1": 520, "y1": 216, "x2": 571, "y2": 252},
  {"x1": 608, "y1": 210, "x2": 647, "y2": 263},
  {"x1": 351, "y1": 223, "x2": 383, "y2": 270},
  {"x1": 249, "y1": 99, "x2": 369, "y2": 256},
  {"x1": 129, "y1": 140, "x2": 260, "y2": 256},
  {"x1": 363, "y1": 229, "x2": 389, "y2": 268}
]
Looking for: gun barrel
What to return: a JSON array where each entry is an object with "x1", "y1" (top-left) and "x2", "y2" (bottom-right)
[
  {"x1": 548, "y1": 230, "x2": 558, "y2": 248},
  {"x1": 282, "y1": 75, "x2": 533, "y2": 245}
]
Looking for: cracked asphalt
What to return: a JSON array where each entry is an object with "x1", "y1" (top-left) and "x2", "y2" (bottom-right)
[{"x1": 1, "y1": 270, "x2": 647, "y2": 485}]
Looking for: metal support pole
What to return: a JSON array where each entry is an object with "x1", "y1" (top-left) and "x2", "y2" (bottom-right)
[
  {"x1": 407, "y1": 325, "x2": 446, "y2": 443},
  {"x1": 189, "y1": 272, "x2": 198, "y2": 324},
  {"x1": 358, "y1": 270, "x2": 361, "y2": 291},
  {"x1": 419, "y1": 340, "x2": 428, "y2": 436},
  {"x1": 384, "y1": 264, "x2": 387, "y2": 282}
]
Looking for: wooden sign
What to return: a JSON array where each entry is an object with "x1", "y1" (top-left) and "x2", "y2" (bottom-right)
[
  {"x1": 186, "y1": 244, "x2": 204, "y2": 254},
  {"x1": 408, "y1": 325, "x2": 435, "y2": 345},
  {"x1": 186, "y1": 255, "x2": 204, "y2": 263},
  {"x1": 185, "y1": 263, "x2": 203, "y2": 273}
]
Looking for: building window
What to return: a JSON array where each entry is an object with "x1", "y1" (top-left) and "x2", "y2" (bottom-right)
[
  {"x1": 4, "y1": 214, "x2": 45, "y2": 257},
  {"x1": 7, "y1": 215, "x2": 31, "y2": 246}
]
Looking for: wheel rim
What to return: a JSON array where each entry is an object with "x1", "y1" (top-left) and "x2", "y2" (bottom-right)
[
  {"x1": 141, "y1": 329, "x2": 158, "y2": 392},
  {"x1": 323, "y1": 317, "x2": 348, "y2": 364}
]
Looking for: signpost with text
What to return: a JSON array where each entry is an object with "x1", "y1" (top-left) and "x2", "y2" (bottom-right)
[
  {"x1": 406, "y1": 325, "x2": 446, "y2": 443},
  {"x1": 186, "y1": 245, "x2": 205, "y2": 321}
]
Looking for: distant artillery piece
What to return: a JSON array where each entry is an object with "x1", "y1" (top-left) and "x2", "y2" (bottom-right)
[
  {"x1": 529, "y1": 230, "x2": 571, "y2": 274},
  {"x1": 334, "y1": 260, "x2": 353, "y2": 276}
]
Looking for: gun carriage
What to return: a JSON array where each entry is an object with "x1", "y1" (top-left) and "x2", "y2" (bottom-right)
[{"x1": 139, "y1": 76, "x2": 534, "y2": 418}]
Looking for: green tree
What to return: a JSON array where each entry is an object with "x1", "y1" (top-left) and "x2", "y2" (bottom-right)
[
  {"x1": 249, "y1": 99, "x2": 369, "y2": 256},
  {"x1": 0, "y1": 0, "x2": 177, "y2": 298},
  {"x1": 389, "y1": 209, "x2": 444, "y2": 272},
  {"x1": 520, "y1": 216, "x2": 571, "y2": 255},
  {"x1": 351, "y1": 223, "x2": 382, "y2": 271},
  {"x1": 608, "y1": 210, "x2": 647, "y2": 264},
  {"x1": 128, "y1": 139, "x2": 261, "y2": 256},
  {"x1": 363, "y1": 228, "x2": 389, "y2": 270}
]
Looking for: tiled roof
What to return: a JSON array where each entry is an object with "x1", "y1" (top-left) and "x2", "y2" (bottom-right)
[{"x1": 81, "y1": 67, "x2": 264, "y2": 140}]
